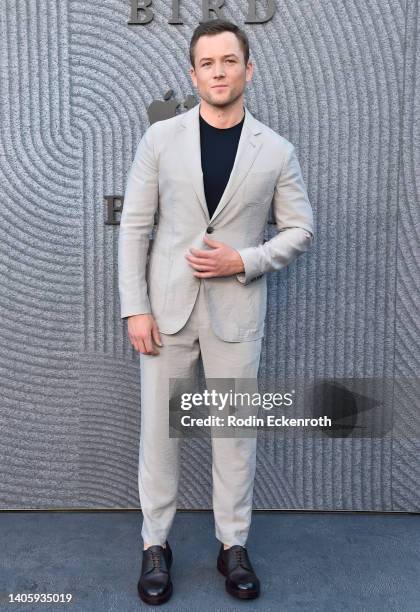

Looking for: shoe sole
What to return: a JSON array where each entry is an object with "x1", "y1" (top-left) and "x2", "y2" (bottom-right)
[{"x1": 217, "y1": 558, "x2": 260, "y2": 600}]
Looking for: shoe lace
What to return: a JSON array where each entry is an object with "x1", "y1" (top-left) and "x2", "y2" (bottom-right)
[
  {"x1": 150, "y1": 549, "x2": 163, "y2": 570},
  {"x1": 234, "y1": 546, "x2": 248, "y2": 567}
]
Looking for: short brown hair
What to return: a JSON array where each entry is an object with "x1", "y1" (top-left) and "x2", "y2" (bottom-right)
[{"x1": 189, "y1": 19, "x2": 250, "y2": 68}]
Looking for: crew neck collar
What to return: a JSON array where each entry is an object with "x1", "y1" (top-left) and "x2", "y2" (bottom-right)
[{"x1": 199, "y1": 108, "x2": 245, "y2": 130}]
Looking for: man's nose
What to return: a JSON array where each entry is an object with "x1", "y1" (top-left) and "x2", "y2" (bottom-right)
[{"x1": 212, "y1": 63, "x2": 226, "y2": 77}]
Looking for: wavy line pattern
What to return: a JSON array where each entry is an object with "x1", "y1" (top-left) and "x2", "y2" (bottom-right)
[
  {"x1": 0, "y1": 0, "x2": 81, "y2": 508},
  {"x1": 0, "y1": 0, "x2": 418, "y2": 511},
  {"x1": 391, "y1": 0, "x2": 420, "y2": 511}
]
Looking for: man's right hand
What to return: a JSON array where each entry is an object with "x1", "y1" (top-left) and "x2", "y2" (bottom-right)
[{"x1": 127, "y1": 314, "x2": 162, "y2": 355}]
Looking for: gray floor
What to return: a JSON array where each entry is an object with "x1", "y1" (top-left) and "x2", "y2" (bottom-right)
[{"x1": 0, "y1": 511, "x2": 419, "y2": 611}]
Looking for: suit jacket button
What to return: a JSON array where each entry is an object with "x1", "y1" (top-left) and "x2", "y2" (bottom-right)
[{"x1": 206, "y1": 226, "x2": 214, "y2": 233}]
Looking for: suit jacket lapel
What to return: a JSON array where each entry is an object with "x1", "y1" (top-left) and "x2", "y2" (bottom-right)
[{"x1": 176, "y1": 101, "x2": 263, "y2": 224}]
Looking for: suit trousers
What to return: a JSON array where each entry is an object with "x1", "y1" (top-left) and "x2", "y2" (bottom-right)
[{"x1": 138, "y1": 279, "x2": 263, "y2": 547}]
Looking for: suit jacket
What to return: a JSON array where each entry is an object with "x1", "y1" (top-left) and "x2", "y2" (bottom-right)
[{"x1": 118, "y1": 101, "x2": 314, "y2": 342}]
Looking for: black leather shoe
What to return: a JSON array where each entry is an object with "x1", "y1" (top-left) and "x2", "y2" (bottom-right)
[
  {"x1": 217, "y1": 544, "x2": 260, "y2": 599},
  {"x1": 137, "y1": 541, "x2": 173, "y2": 605}
]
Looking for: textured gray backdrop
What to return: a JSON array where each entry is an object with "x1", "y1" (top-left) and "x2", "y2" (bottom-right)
[{"x1": 0, "y1": 0, "x2": 419, "y2": 511}]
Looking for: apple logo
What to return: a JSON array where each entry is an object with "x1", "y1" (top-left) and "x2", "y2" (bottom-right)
[
  {"x1": 147, "y1": 90, "x2": 198, "y2": 124},
  {"x1": 147, "y1": 89, "x2": 178, "y2": 124}
]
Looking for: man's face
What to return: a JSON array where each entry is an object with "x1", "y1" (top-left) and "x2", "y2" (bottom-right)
[{"x1": 189, "y1": 32, "x2": 253, "y2": 108}]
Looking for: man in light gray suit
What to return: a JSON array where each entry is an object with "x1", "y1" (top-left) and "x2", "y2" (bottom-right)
[{"x1": 118, "y1": 18, "x2": 314, "y2": 605}]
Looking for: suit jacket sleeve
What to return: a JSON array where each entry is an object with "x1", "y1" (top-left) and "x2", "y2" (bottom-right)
[
  {"x1": 236, "y1": 144, "x2": 314, "y2": 285},
  {"x1": 118, "y1": 125, "x2": 158, "y2": 319}
]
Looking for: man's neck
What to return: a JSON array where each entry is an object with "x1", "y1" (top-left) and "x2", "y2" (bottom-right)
[{"x1": 199, "y1": 101, "x2": 245, "y2": 129}]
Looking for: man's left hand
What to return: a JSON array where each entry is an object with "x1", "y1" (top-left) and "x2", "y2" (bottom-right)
[{"x1": 185, "y1": 235, "x2": 245, "y2": 278}]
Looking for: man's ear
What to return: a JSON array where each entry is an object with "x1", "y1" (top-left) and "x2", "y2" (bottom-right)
[{"x1": 246, "y1": 60, "x2": 254, "y2": 83}]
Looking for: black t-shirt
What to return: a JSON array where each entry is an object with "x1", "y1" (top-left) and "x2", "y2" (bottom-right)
[{"x1": 199, "y1": 109, "x2": 245, "y2": 220}]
